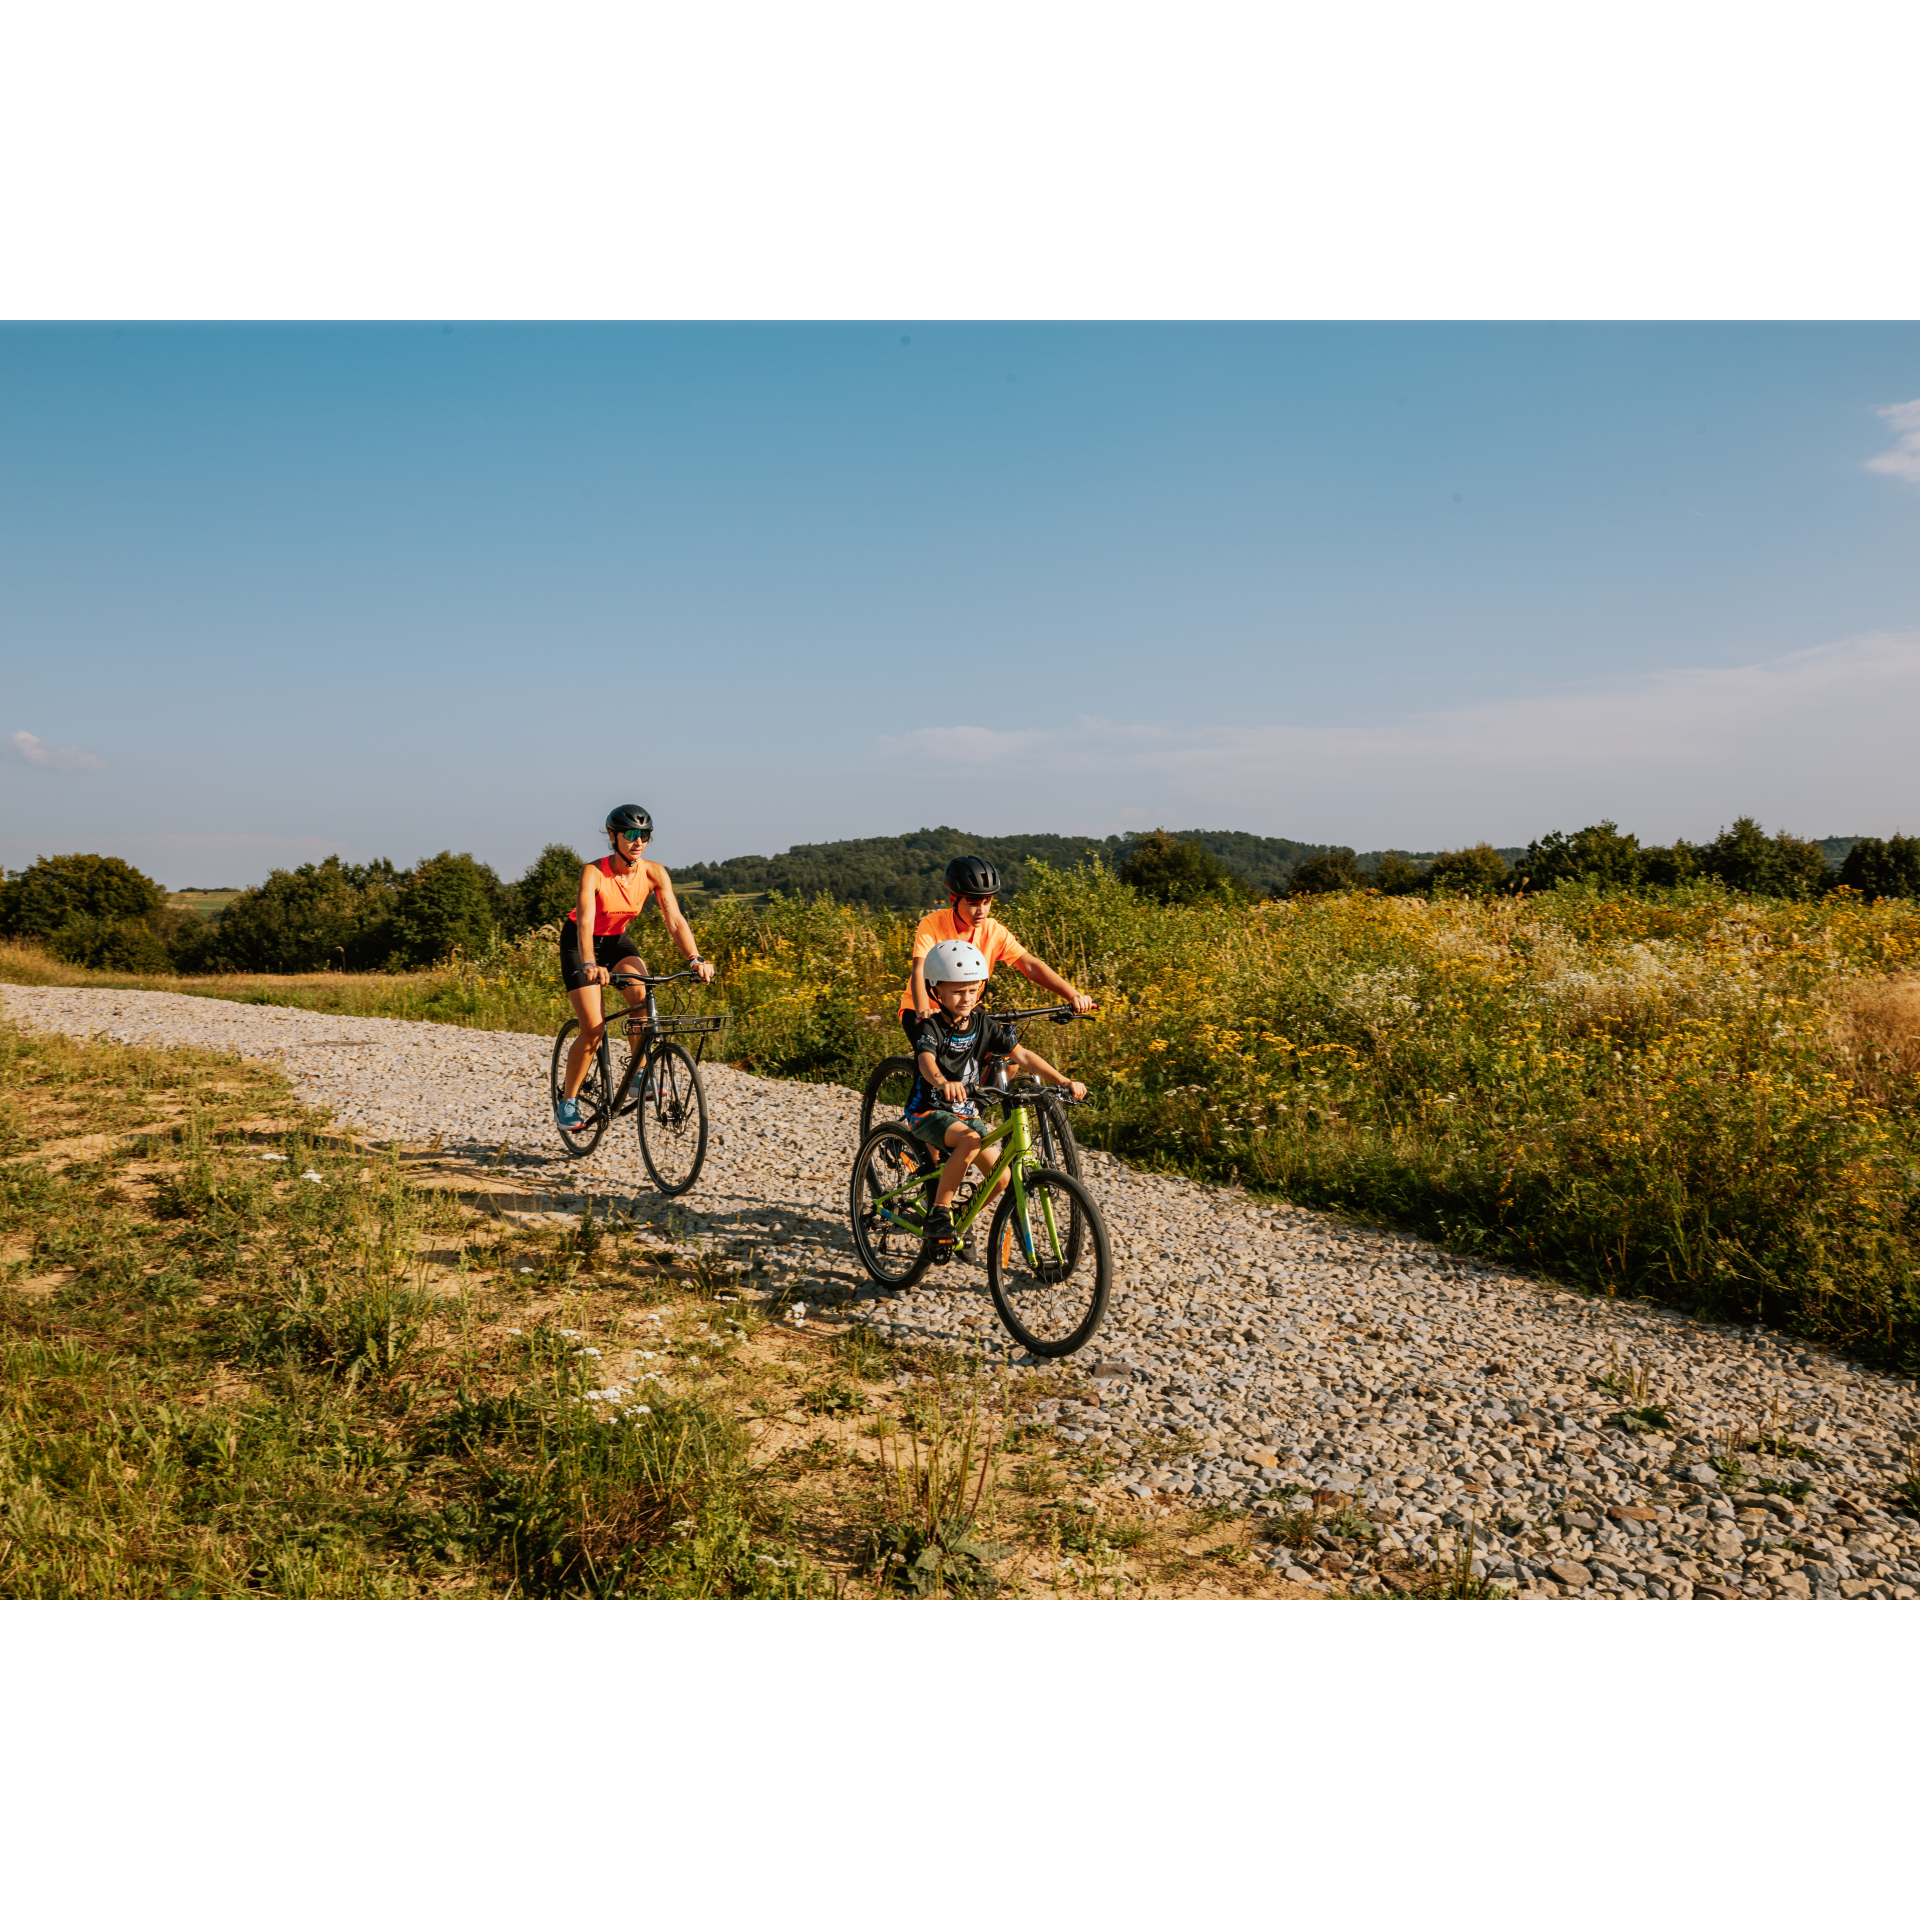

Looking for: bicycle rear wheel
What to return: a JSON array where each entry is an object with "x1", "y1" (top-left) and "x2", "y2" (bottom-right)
[
  {"x1": 849, "y1": 1122, "x2": 937, "y2": 1291},
  {"x1": 986, "y1": 1168, "x2": 1111, "y2": 1358},
  {"x1": 550, "y1": 1019, "x2": 611, "y2": 1158},
  {"x1": 859, "y1": 1054, "x2": 919, "y2": 1138},
  {"x1": 637, "y1": 1041, "x2": 708, "y2": 1195}
]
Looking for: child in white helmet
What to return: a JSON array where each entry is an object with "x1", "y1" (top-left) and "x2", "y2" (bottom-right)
[{"x1": 908, "y1": 939, "x2": 1087, "y2": 1259}]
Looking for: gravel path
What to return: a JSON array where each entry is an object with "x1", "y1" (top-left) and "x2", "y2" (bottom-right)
[{"x1": 9, "y1": 982, "x2": 1919, "y2": 1601}]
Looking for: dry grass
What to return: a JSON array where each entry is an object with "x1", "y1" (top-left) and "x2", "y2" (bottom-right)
[
  {"x1": 1836, "y1": 972, "x2": 1920, "y2": 1083},
  {"x1": 0, "y1": 1016, "x2": 1328, "y2": 1600}
]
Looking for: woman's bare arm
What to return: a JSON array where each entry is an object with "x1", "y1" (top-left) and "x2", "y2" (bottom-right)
[
  {"x1": 574, "y1": 864, "x2": 606, "y2": 982},
  {"x1": 652, "y1": 866, "x2": 715, "y2": 982}
]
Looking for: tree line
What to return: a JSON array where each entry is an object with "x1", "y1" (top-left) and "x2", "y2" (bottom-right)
[
  {"x1": 0, "y1": 846, "x2": 586, "y2": 974},
  {"x1": 1278, "y1": 818, "x2": 1917, "y2": 904},
  {"x1": 670, "y1": 825, "x2": 1357, "y2": 910},
  {"x1": 5, "y1": 817, "x2": 1916, "y2": 976}
]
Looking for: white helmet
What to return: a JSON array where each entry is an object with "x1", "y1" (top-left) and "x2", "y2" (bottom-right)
[{"x1": 923, "y1": 939, "x2": 990, "y2": 986}]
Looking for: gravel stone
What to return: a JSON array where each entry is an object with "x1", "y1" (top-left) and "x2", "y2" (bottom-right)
[{"x1": 10, "y1": 979, "x2": 1920, "y2": 1603}]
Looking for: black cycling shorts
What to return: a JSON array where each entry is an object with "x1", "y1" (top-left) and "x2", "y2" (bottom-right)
[
  {"x1": 900, "y1": 1008, "x2": 924, "y2": 1048},
  {"x1": 560, "y1": 923, "x2": 642, "y2": 994}
]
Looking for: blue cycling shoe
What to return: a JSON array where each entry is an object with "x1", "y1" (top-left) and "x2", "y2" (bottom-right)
[{"x1": 556, "y1": 1098, "x2": 584, "y2": 1130}]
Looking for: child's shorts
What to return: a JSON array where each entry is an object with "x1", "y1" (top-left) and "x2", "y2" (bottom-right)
[{"x1": 908, "y1": 1108, "x2": 983, "y2": 1153}]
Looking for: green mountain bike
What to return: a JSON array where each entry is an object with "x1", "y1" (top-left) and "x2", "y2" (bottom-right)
[
  {"x1": 858, "y1": 1006, "x2": 1089, "y2": 1180},
  {"x1": 848, "y1": 1081, "x2": 1112, "y2": 1358},
  {"x1": 549, "y1": 967, "x2": 727, "y2": 1196}
]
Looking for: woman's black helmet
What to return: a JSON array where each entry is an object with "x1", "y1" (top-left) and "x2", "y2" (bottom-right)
[
  {"x1": 606, "y1": 804, "x2": 653, "y2": 838},
  {"x1": 944, "y1": 855, "x2": 1000, "y2": 897}
]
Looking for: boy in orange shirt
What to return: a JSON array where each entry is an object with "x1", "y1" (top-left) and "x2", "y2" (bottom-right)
[{"x1": 896, "y1": 855, "x2": 1095, "y2": 1049}]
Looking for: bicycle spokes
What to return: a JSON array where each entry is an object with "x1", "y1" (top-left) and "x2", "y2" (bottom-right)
[{"x1": 986, "y1": 1167, "x2": 1110, "y2": 1358}]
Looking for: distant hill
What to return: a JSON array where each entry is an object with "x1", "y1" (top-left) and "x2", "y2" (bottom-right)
[
  {"x1": 671, "y1": 825, "x2": 1853, "y2": 913},
  {"x1": 669, "y1": 826, "x2": 1515, "y2": 909}
]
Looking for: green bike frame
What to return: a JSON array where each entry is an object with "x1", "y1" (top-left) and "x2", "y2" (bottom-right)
[{"x1": 878, "y1": 1099, "x2": 1071, "y2": 1265}]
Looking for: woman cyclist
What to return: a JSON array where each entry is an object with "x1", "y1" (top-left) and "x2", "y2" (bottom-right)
[{"x1": 556, "y1": 804, "x2": 714, "y2": 1130}]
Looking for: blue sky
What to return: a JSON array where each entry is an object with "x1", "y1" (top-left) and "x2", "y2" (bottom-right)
[{"x1": 4, "y1": 322, "x2": 1918, "y2": 887}]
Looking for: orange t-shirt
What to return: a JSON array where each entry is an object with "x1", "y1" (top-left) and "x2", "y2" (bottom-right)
[
  {"x1": 567, "y1": 857, "x2": 656, "y2": 937},
  {"x1": 897, "y1": 907, "x2": 1030, "y2": 1013}
]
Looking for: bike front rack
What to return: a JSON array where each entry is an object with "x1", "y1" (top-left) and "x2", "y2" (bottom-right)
[{"x1": 625, "y1": 1007, "x2": 731, "y2": 1063}]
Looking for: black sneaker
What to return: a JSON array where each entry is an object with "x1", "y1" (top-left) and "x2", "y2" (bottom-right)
[{"x1": 923, "y1": 1204, "x2": 957, "y2": 1263}]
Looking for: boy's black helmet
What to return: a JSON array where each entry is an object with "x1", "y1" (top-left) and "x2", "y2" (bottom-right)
[
  {"x1": 605, "y1": 804, "x2": 653, "y2": 837},
  {"x1": 945, "y1": 855, "x2": 1000, "y2": 896}
]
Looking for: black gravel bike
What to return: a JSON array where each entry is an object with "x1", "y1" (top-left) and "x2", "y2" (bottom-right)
[
  {"x1": 858, "y1": 1006, "x2": 1091, "y2": 1179},
  {"x1": 549, "y1": 967, "x2": 726, "y2": 1195},
  {"x1": 848, "y1": 1080, "x2": 1111, "y2": 1357}
]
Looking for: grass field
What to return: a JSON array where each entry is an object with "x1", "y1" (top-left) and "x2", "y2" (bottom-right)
[
  {"x1": 10, "y1": 864, "x2": 1920, "y2": 1375},
  {"x1": 6, "y1": 1018, "x2": 1453, "y2": 1599}
]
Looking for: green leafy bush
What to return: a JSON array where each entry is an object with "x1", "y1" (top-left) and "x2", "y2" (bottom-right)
[
  {"x1": 1117, "y1": 827, "x2": 1257, "y2": 904},
  {"x1": 1840, "y1": 834, "x2": 1920, "y2": 901},
  {"x1": 0, "y1": 853, "x2": 163, "y2": 937}
]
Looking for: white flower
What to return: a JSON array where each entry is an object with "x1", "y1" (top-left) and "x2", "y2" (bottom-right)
[
  {"x1": 516, "y1": 1266, "x2": 535, "y2": 1274},
  {"x1": 301, "y1": 1170, "x2": 324, "y2": 1184},
  {"x1": 581, "y1": 1347, "x2": 601, "y2": 1357},
  {"x1": 260, "y1": 1153, "x2": 288, "y2": 1162},
  {"x1": 558, "y1": 1328, "x2": 581, "y2": 1338},
  {"x1": 504, "y1": 1327, "x2": 523, "y2": 1335}
]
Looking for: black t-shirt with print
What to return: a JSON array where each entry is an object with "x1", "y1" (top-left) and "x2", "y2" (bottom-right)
[{"x1": 905, "y1": 1010, "x2": 1016, "y2": 1118}]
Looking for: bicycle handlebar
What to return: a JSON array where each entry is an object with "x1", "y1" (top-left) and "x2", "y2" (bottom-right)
[
  {"x1": 995, "y1": 1004, "x2": 1099, "y2": 1026},
  {"x1": 598, "y1": 966, "x2": 708, "y2": 988}
]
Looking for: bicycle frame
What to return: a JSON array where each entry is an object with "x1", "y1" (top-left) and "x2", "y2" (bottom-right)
[
  {"x1": 876, "y1": 1098, "x2": 1072, "y2": 1265},
  {"x1": 590, "y1": 976, "x2": 726, "y2": 1115}
]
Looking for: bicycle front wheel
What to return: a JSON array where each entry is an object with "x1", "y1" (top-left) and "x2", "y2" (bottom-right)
[
  {"x1": 1018, "y1": 1081, "x2": 1082, "y2": 1180},
  {"x1": 859, "y1": 1054, "x2": 919, "y2": 1138},
  {"x1": 637, "y1": 1041, "x2": 708, "y2": 1195},
  {"x1": 551, "y1": 1019, "x2": 611, "y2": 1158},
  {"x1": 986, "y1": 1168, "x2": 1111, "y2": 1358},
  {"x1": 849, "y1": 1122, "x2": 937, "y2": 1291}
]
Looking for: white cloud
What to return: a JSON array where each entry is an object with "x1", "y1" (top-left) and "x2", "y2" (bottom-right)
[
  {"x1": 9, "y1": 729, "x2": 104, "y2": 771},
  {"x1": 1865, "y1": 399, "x2": 1920, "y2": 483},
  {"x1": 872, "y1": 630, "x2": 1920, "y2": 845},
  {"x1": 875, "y1": 723, "x2": 1054, "y2": 764}
]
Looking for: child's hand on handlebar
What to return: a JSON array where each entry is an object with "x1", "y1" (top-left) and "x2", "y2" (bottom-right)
[
  {"x1": 1065, "y1": 1079, "x2": 1087, "y2": 1102},
  {"x1": 941, "y1": 1078, "x2": 970, "y2": 1104}
]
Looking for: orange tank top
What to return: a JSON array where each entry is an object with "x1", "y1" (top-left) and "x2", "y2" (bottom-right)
[{"x1": 567, "y1": 857, "x2": 654, "y2": 936}]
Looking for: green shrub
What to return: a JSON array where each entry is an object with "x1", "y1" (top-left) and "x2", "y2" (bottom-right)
[
  {"x1": 389, "y1": 852, "x2": 510, "y2": 968},
  {"x1": 1286, "y1": 848, "x2": 1362, "y2": 895},
  {"x1": 1117, "y1": 828, "x2": 1256, "y2": 904},
  {"x1": 0, "y1": 853, "x2": 163, "y2": 938},
  {"x1": 512, "y1": 843, "x2": 588, "y2": 931},
  {"x1": 1840, "y1": 834, "x2": 1920, "y2": 901},
  {"x1": 1424, "y1": 843, "x2": 1510, "y2": 897},
  {"x1": 194, "y1": 855, "x2": 401, "y2": 973},
  {"x1": 47, "y1": 916, "x2": 174, "y2": 974}
]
